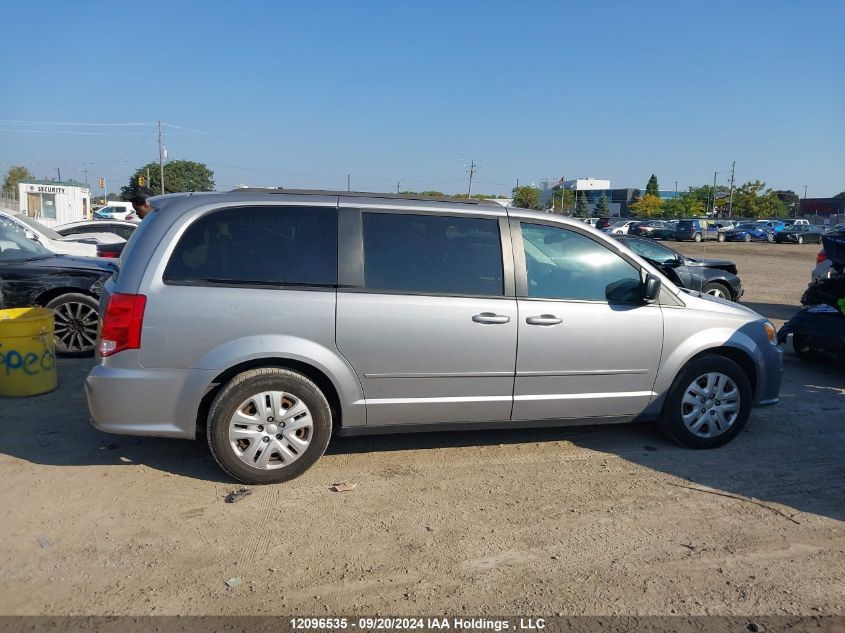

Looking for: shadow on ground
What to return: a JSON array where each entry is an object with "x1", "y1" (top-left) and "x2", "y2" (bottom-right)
[{"x1": 1, "y1": 354, "x2": 843, "y2": 521}]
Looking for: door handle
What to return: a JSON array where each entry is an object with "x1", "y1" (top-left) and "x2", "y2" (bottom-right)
[
  {"x1": 472, "y1": 312, "x2": 511, "y2": 325},
  {"x1": 526, "y1": 314, "x2": 563, "y2": 326}
]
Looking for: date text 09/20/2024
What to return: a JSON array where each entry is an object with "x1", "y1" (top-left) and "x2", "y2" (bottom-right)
[{"x1": 290, "y1": 618, "x2": 546, "y2": 631}]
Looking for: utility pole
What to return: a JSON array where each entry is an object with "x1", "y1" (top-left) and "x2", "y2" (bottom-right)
[
  {"x1": 158, "y1": 120, "x2": 165, "y2": 194},
  {"x1": 466, "y1": 160, "x2": 477, "y2": 198},
  {"x1": 146, "y1": 167, "x2": 151, "y2": 189},
  {"x1": 347, "y1": 174, "x2": 350, "y2": 192},
  {"x1": 802, "y1": 185, "x2": 808, "y2": 218},
  {"x1": 710, "y1": 171, "x2": 719, "y2": 215},
  {"x1": 728, "y1": 161, "x2": 736, "y2": 218},
  {"x1": 56, "y1": 168, "x2": 61, "y2": 182},
  {"x1": 396, "y1": 179, "x2": 404, "y2": 194},
  {"x1": 674, "y1": 181, "x2": 678, "y2": 197}
]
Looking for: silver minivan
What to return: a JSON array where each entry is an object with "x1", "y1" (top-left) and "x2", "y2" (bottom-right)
[{"x1": 86, "y1": 190, "x2": 782, "y2": 484}]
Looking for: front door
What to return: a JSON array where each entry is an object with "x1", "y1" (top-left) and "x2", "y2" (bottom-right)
[
  {"x1": 336, "y1": 210, "x2": 517, "y2": 426},
  {"x1": 511, "y1": 221, "x2": 663, "y2": 421}
]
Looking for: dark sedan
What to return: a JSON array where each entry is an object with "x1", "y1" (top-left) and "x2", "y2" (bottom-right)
[
  {"x1": 724, "y1": 222, "x2": 775, "y2": 243},
  {"x1": 774, "y1": 225, "x2": 825, "y2": 245},
  {"x1": 0, "y1": 227, "x2": 114, "y2": 356},
  {"x1": 628, "y1": 220, "x2": 675, "y2": 239},
  {"x1": 613, "y1": 235, "x2": 743, "y2": 300}
]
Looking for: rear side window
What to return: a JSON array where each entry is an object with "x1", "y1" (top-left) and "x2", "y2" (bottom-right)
[
  {"x1": 163, "y1": 206, "x2": 337, "y2": 286},
  {"x1": 362, "y1": 213, "x2": 503, "y2": 296}
]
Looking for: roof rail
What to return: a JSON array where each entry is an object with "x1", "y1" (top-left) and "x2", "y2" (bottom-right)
[{"x1": 227, "y1": 187, "x2": 490, "y2": 205}]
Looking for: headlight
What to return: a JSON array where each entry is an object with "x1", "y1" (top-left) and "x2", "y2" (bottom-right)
[{"x1": 763, "y1": 321, "x2": 777, "y2": 344}]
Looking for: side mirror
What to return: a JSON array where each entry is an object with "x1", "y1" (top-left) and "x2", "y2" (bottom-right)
[{"x1": 642, "y1": 273, "x2": 662, "y2": 304}]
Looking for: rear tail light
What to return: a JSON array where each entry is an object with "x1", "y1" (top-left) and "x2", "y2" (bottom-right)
[
  {"x1": 817, "y1": 251, "x2": 826, "y2": 264},
  {"x1": 97, "y1": 249, "x2": 118, "y2": 258},
  {"x1": 99, "y1": 293, "x2": 147, "y2": 357}
]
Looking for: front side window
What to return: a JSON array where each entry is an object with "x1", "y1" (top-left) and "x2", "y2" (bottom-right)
[
  {"x1": 522, "y1": 223, "x2": 642, "y2": 303},
  {"x1": 623, "y1": 238, "x2": 677, "y2": 264},
  {"x1": 163, "y1": 205, "x2": 337, "y2": 286},
  {"x1": 362, "y1": 212, "x2": 503, "y2": 296}
]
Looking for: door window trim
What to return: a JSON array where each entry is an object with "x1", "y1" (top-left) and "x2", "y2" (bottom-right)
[
  {"x1": 509, "y1": 217, "x2": 649, "y2": 304},
  {"x1": 338, "y1": 207, "x2": 515, "y2": 298}
]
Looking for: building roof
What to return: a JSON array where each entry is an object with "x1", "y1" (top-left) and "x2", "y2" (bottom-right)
[{"x1": 20, "y1": 179, "x2": 89, "y2": 188}]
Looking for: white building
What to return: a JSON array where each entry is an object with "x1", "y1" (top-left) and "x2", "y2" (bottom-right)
[
  {"x1": 561, "y1": 178, "x2": 611, "y2": 191},
  {"x1": 18, "y1": 180, "x2": 91, "y2": 227}
]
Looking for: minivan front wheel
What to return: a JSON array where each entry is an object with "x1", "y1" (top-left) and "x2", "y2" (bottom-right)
[
  {"x1": 207, "y1": 368, "x2": 332, "y2": 484},
  {"x1": 660, "y1": 354, "x2": 752, "y2": 449}
]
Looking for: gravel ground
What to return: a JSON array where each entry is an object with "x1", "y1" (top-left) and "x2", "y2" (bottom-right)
[{"x1": 0, "y1": 241, "x2": 842, "y2": 617}]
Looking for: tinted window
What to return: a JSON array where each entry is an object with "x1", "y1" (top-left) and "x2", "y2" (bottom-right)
[
  {"x1": 362, "y1": 213, "x2": 503, "y2": 296},
  {"x1": 522, "y1": 224, "x2": 641, "y2": 303},
  {"x1": 623, "y1": 238, "x2": 677, "y2": 264},
  {"x1": 163, "y1": 206, "x2": 337, "y2": 286}
]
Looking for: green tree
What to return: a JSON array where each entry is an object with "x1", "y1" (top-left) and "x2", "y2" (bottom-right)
[
  {"x1": 547, "y1": 188, "x2": 575, "y2": 214},
  {"x1": 574, "y1": 192, "x2": 590, "y2": 217},
  {"x1": 121, "y1": 160, "x2": 215, "y2": 198},
  {"x1": 773, "y1": 189, "x2": 800, "y2": 216},
  {"x1": 595, "y1": 192, "x2": 610, "y2": 217},
  {"x1": 833, "y1": 191, "x2": 845, "y2": 199},
  {"x1": 645, "y1": 174, "x2": 659, "y2": 197},
  {"x1": 661, "y1": 195, "x2": 704, "y2": 218},
  {"x1": 511, "y1": 185, "x2": 542, "y2": 210},
  {"x1": 2, "y1": 165, "x2": 34, "y2": 198},
  {"x1": 731, "y1": 181, "x2": 788, "y2": 218},
  {"x1": 629, "y1": 193, "x2": 663, "y2": 218}
]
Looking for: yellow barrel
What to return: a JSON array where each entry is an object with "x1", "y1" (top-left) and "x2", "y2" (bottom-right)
[{"x1": 0, "y1": 308, "x2": 58, "y2": 397}]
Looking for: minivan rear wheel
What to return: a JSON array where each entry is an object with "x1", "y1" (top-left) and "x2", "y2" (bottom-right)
[
  {"x1": 659, "y1": 354, "x2": 752, "y2": 449},
  {"x1": 207, "y1": 368, "x2": 332, "y2": 484}
]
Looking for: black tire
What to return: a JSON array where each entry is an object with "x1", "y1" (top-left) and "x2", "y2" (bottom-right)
[
  {"x1": 207, "y1": 368, "x2": 332, "y2": 484},
  {"x1": 717, "y1": 232, "x2": 726, "y2": 242},
  {"x1": 659, "y1": 354, "x2": 753, "y2": 449},
  {"x1": 797, "y1": 236, "x2": 804, "y2": 245},
  {"x1": 693, "y1": 233, "x2": 702, "y2": 243},
  {"x1": 744, "y1": 234, "x2": 751, "y2": 242},
  {"x1": 766, "y1": 232, "x2": 775, "y2": 243},
  {"x1": 702, "y1": 281, "x2": 733, "y2": 301},
  {"x1": 792, "y1": 334, "x2": 818, "y2": 362},
  {"x1": 45, "y1": 293, "x2": 99, "y2": 357}
]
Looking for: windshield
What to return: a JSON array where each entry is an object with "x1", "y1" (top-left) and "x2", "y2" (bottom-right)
[
  {"x1": 737, "y1": 223, "x2": 757, "y2": 230},
  {"x1": 9, "y1": 212, "x2": 63, "y2": 240},
  {"x1": 0, "y1": 226, "x2": 53, "y2": 261}
]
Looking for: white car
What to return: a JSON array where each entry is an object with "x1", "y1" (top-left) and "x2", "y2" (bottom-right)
[
  {"x1": 0, "y1": 209, "x2": 114, "y2": 257},
  {"x1": 607, "y1": 220, "x2": 638, "y2": 235},
  {"x1": 93, "y1": 202, "x2": 138, "y2": 222},
  {"x1": 55, "y1": 220, "x2": 136, "y2": 243}
]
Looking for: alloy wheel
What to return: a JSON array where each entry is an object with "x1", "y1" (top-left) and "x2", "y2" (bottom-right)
[{"x1": 53, "y1": 301, "x2": 98, "y2": 354}]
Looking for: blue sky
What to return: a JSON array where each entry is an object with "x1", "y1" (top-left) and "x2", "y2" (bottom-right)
[{"x1": 1, "y1": 0, "x2": 843, "y2": 197}]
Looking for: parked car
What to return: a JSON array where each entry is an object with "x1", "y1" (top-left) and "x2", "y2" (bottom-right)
[
  {"x1": 93, "y1": 202, "x2": 138, "y2": 222},
  {"x1": 724, "y1": 222, "x2": 778, "y2": 243},
  {"x1": 594, "y1": 217, "x2": 614, "y2": 231},
  {"x1": 86, "y1": 190, "x2": 782, "y2": 484},
  {"x1": 613, "y1": 235, "x2": 743, "y2": 300},
  {"x1": 56, "y1": 220, "x2": 137, "y2": 242},
  {"x1": 674, "y1": 219, "x2": 725, "y2": 242},
  {"x1": 756, "y1": 219, "x2": 787, "y2": 233},
  {"x1": 774, "y1": 224, "x2": 825, "y2": 245},
  {"x1": 826, "y1": 223, "x2": 845, "y2": 233},
  {"x1": 780, "y1": 219, "x2": 809, "y2": 227},
  {"x1": 605, "y1": 220, "x2": 639, "y2": 234},
  {"x1": 651, "y1": 219, "x2": 679, "y2": 240},
  {"x1": 0, "y1": 226, "x2": 114, "y2": 356},
  {"x1": 0, "y1": 209, "x2": 101, "y2": 257},
  {"x1": 628, "y1": 220, "x2": 674, "y2": 239}
]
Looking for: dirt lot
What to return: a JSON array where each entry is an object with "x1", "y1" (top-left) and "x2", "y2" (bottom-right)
[{"x1": 1, "y1": 241, "x2": 843, "y2": 617}]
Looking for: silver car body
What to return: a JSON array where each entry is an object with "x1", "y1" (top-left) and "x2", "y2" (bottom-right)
[{"x1": 87, "y1": 191, "x2": 782, "y2": 439}]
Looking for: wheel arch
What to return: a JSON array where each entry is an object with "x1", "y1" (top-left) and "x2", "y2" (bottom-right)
[
  {"x1": 34, "y1": 286, "x2": 98, "y2": 306},
  {"x1": 196, "y1": 358, "x2": 346, "y2": 438}
]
